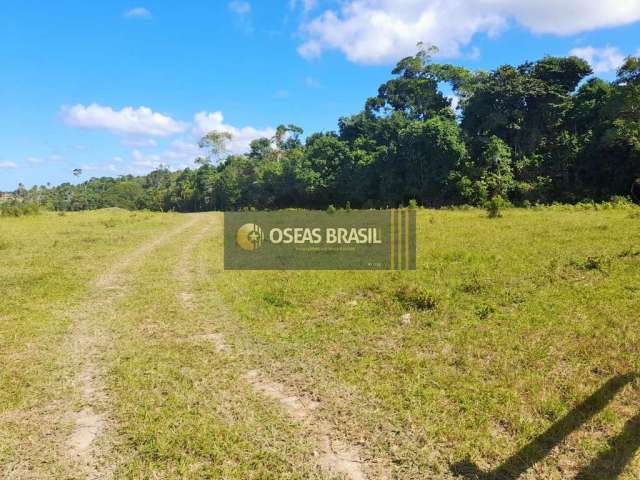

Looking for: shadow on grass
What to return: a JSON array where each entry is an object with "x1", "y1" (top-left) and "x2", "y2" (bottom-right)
[{"x1": 451, "y1": 373, "x2": 639, "y2": 480}]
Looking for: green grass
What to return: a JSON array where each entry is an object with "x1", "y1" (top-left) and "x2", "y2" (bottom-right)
[
  {"x1": 104, "y1": 214, "x2": 327, "y2": 479},
  {"x1": 0, "y1": 209, "x2": 185, "y2": 408},
  {"x1": 0, "y1": 209, "x2": 185, "y2": 475},
  {"x1": 1, "y1": 206, "x2": 639, "y2": 479},
  {"x1": 203, "y1": 207, "x2": 640, "y2": 479}
]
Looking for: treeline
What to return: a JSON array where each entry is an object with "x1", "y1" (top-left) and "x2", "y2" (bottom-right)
[{"x1": 16, "y1": 47, "x2": 640, "y2": 211}]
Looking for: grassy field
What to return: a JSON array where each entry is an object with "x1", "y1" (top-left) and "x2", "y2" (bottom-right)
[{"x1": 1, "y1": 206, "x2": 639, "y2": 479}]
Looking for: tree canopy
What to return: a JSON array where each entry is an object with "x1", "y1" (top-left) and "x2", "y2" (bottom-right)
[{"x1": 19, "y1": 47, "x2": 640, "y2": 211}]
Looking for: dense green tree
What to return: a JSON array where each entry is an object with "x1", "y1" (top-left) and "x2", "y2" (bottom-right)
[
  {"x1": 365, "y1": 45, "x2": 452, "y2": 121},
  {"x1": 102, "y1": 181, "x2": 144, "y2": 210},
  {"x1": 23, "y1": 50, "x2": 639, "y2": 212}
]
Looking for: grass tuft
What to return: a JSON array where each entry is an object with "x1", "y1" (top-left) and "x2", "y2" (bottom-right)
[{"x1": 394, "y1": 285, "x2": 438, "y2": 311}]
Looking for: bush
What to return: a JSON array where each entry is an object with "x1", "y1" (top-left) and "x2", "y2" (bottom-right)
[
  {"x1": 485, "y1": 195, "x2": 507, "y2": 218},
  {"x1": 408, "y1": 199, "x2": 418, "y2": 209},
  {"x1": 607, "y1": 195, "x2": 635, "y2": 209},
  {"x1": 0, "y1": 200, "x2": 40, "y2": 217},
  {"x1": 326, "y1": 204, "x2": 337, "y2": 214}
]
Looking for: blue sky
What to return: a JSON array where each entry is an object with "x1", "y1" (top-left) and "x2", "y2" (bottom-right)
[{"x1": 1, "y1": 0, "x2": 640, "y2": 190}]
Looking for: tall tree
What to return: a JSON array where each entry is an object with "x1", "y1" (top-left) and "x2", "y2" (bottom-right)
[{"x1": 198, "y1": 131, "x2": 233, "y2": 165}]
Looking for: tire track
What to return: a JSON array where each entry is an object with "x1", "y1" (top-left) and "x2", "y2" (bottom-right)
[
  {"x1": 179, "y1": 215, "x2": 382, "y2": 480},
  {"x1": 243, "y1": 370, "x2": 368, "y2": 480},
  {"x1": 62, "y1": 215, "x2": 200, "y2": 479}
]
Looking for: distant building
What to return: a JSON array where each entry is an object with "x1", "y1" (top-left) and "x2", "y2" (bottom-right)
[{"x1": 0, "y1": 192, "x2": 15, "y2": 202}]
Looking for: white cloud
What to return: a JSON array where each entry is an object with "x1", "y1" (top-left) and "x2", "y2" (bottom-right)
[
  {"x1": 131, "y1": 149, "x2": 161, "y2": 168},
  {"x1": 298, "y1": 40, "x2": 323, "y2": 59},
  {"x1": 75, "y1": 161, "x2": 122, "y2": 174},
  {"x1": 169, "y1": 138, "x2": 201, "y2": 156},
  {"x1": 298, "y1": 0, "x2": 640, "y2": 64},
  {"x1": 570, "y1": 46, "x2": 626, "y2": 73},
  {"x1": 304, "y1": 0, "x2": 318, "y2": 13},
  {"x1": 130, "y1": 113, "x2": 275, "y2": 171},
  {"x1": 121, "y1": 137, "x2": 158, "y2": 147},
  {"x1": 124, "y1": 7, "x2": 151, "y2": 18},
  {"x1": 0, "y1": 162, "x2": 18, "y2": 169},
  {"x1": 128, "y1": 111, "x2": 275, "y2": 173},
  {"x1": 61, "y1": 104, "x2": 187, "y2": 137},
  {"x1": 228, "y1": 1, "x2": 251, "y2": 15},
  {"x1": 193, "y1": 111, "x2": 276, "y2": 155},
  {"x1": 228, "y1": 1, "x2": 253, "y2": 33},
  {"x1": 128, "y1": 140, "x2": 199, "y2": 172},
  {"x1": 304, "y1": 76, "x2": 321, "y2": 87},
  {"x1": 290, "y1": 0, "x2": 318, "y2": 14},
  {"x1": 447, "y1": 94, "x2": 460, "y2": 112},
  {"x1": 26, "y1": 154, "x2": 61, "y2": 165},
  {"x1": 61, "y1": 105, "x2": 275, "y2": 174}
]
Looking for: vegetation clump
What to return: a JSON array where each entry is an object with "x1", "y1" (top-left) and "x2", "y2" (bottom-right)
[
  {"x1": 0, "y1": 199, "x2": 39, "y2": 217},
  {"x1": 570, "y1": 255, "x2": 611, "y2": 272},
  {"x1": 394, "y1": 285, "x2": 438, "y2": 311},
  {"x1": 485, "y1": 195, "x2": 508, "y2": 218}
]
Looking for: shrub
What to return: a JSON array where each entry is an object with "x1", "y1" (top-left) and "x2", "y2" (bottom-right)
[
  {"x1": 408, "y1": 199, "x2": 418, "y2": 209},
  {"x1": 607, "y1": 195, "x2": 634, "y2": 209},
  {"x1": 326, "y1": 204, "x2": 337, "y2": 214},
  {"x1": 485, "y1": 195, "x2": 507, "y2": 218},
  {"x1": 0, "y1": 200, "x2": 40, "y2": 217}
]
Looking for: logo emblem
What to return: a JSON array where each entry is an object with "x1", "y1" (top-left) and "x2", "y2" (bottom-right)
[{"x1": 236, "y1": 223, "x2": 264, "y2": 251}]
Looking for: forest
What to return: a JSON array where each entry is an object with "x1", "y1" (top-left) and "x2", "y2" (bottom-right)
[{"x1": 9, "y1": 47, "x2": 640, "y2": 211}]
